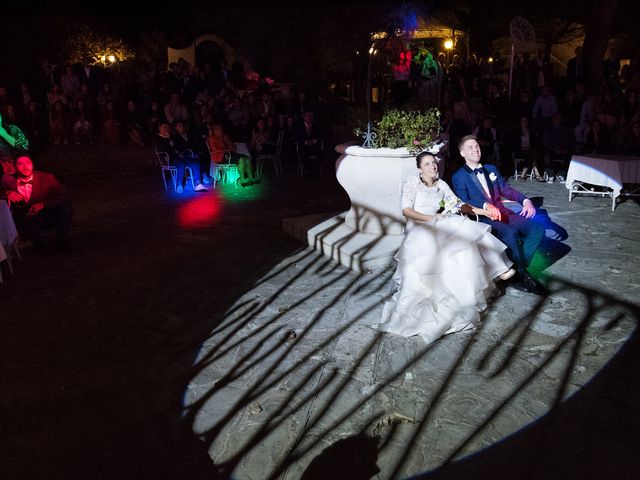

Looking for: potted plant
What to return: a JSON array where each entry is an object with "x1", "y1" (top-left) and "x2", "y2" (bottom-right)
[{"x1": 335, "y1": 107, "x2": 444, "y2": 235}]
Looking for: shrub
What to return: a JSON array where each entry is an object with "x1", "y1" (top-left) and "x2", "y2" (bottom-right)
[{"x1": 354, "y1": 108, "x2": 441, "y2": 155}]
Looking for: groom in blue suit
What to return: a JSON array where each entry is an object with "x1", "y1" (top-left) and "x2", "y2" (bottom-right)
[{"x1": 452, "y1": 135, "x2": 546, "y2": 294}]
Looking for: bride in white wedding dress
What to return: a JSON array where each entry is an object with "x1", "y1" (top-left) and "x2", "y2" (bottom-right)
[{"x1": 378, "y1": 152, "x2": 515, "y2": 345}]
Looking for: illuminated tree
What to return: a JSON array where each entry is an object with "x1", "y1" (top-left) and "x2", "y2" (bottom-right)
[{"x1": 63, "y1": 24, "x2": 134, "y2": 66}]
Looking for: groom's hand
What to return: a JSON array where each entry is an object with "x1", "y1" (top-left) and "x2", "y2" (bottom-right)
[
  {"x1": 520, "y1": 199, "x2": 536, "y2": 219},
  {"x1": 485, "y1": 203, "x2": 502, "y2": 222}
]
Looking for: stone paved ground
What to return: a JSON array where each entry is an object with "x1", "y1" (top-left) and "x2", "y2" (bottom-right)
[{"x1": 1, "y1": 144, "x2": 639, "y2": 479}]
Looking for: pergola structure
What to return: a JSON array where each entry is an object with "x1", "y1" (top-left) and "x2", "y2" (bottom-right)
[
  {"x1": 371, "y1": 15, "x2": 468, "y2": 60},
  {"x1": 166, "y1": 33, "x2": 237, "y2": 68}
]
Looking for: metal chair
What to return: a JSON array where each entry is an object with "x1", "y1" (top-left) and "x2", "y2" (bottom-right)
[
  {"x1": 155, "y1": 148, "x2": 196, "y2": 191},
  {"x1": 256, "y1": 130, "x2": 284, "y2": 178},
  {"x1": 206, "y1": 143, "x2": 240, "y2": 188},
  {"x1": 543, "y1": 152, "x2": 570, "y2": 182},
  {"x1": 512, "y1": 152, "x2": 534, "y2": 181},
  {"x1": 295, "y1": 140, "x2": 325, "y2": 178}
]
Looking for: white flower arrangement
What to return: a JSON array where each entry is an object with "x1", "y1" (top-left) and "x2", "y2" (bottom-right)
[
  {"x1": 439, "y1": 196, "x2": 463, "y2": 215},
  {"x1": 489, "y1": 172, "x2": 497, "y2": 182}
]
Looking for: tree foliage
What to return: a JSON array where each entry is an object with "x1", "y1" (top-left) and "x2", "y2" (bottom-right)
[
  {"x1": 62, "y1": 23, "x2": 135, "y2": 65},
  {"x1": 136, "y1": 30, "x2": 169, "y2": 68},
  {"x1": 582, "y1": 0, "x2": 619, "y2": 88}
]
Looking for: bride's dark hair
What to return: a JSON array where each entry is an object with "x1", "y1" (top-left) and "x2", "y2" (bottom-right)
[{"x1": 415, "y1": 151, "x2": 440, "y2": 168}]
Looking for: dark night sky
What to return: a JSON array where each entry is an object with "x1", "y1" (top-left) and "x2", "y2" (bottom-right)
[
  {"x1": 3, "y1": 0, "x2": 638, "y2": 41},
  {"x1": 1, "y1": 0, "x2": 637, "y2": 87}
]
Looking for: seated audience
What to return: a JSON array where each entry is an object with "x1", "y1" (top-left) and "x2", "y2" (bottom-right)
[
  {"x1": 249, "y1": 117, "x2": 272, "y2": 156},
  {"x1": 595, "y1": 90, "x2": 619, "y2": 130},
  {"x1": 49, "y1": 101, "x2": 71, "y2": 146},
  {"x1": 585, "y1": 119, "x2": 613, "y2": 154},
  {"x1": 4, "y1": 105, "x2": 20, "y2": 125},
  {"x1": 621, "y1": 120, "x2": 640, "y2": 155},
  {"x1": 542, "y1": 112, "x2": 575, "y2": 181},
  {"x1": 101, "y1": 100, "x2": 121, "y2": 145},
  {"x1": 172, "y1": 121, "x2": 211, "y2": 184},
  {"x1": 163, "y1": 93, "x2": 190, "y2": 126},
  {"x1": 123, "y1": 100, "x2": 146, "y2": 147},
  {"x1": 255, "y1": 92, "x2": 277, "y2": 118},
  {"x1": 155, "y1": 122, "x2": 207, "y2": 193},
  {"x1": 282, "y1": 114, "x2": 298, "y2": 168},
  {"x1": 265, "y1": 116, "x2": 280, "y2": 145},
  {"x1": 72, "y1": 99, "x2": 93, "y2": 144},
  {"x1": 60, "y1": 65, "x2": 80, "y2": 99},
  {"x1": 22, "y1": 101, "x2": 48, "y2": 152},
  {"x1": 224, "y1": 97, "x2": 251, "y2": 141},
  {"x1": 73, "y1": 83, "x2": 99, "y2": 127},
  {"x1": 17, "y1": 84, "x2": 34, "y2": 116},
  {"x1": 622, "y1": 90, "x2": 639, "y2": 124},
  {"x1": 46, "y1": 84, "x2": 68, "y2": 111},
  {"x1": 563, "y1": 89, "x2": 583, "y2": 128},
  {"x1": 206, "y1": 123, "x2": 258, "y2": 187},
  {"x1": 509, "y1": 116, "x2": 544, "y2": 181},
  {"x1": 194, "y1": 104, "x2": 212, "y2": 132},
  {"x1": 194, "y1": 87, "x2": 215, "y2": 110},
  {"x1": 145, "y1": 100, "x2": 165, "y2": 136},
  {"x1": 97, "y1": 83, "x2": 115, "y2": 121},
  {"x1": 532, "y1": 85, "x2": 559, "y2": 135},
  {"x1": 295, "y1": 110, "x2": 324, "y2": 177},
  {"x1": 472, "y1": 116, "x2": 498, "y2": 163},
  {"x1": 484, "y1": 82, "x2": 509, "y2": 129},
  {"x1": 510, "y1": 89, "x2": 533, "y2": 123}
]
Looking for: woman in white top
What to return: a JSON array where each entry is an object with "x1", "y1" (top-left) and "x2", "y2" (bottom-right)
[{"x1": 378, "y1": 152, "x2": 515, "y2": 345}]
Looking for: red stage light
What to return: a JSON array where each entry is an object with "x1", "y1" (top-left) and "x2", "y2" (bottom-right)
[{"x1": 177, "y1": 194, "x2": 222, "y2": 228}]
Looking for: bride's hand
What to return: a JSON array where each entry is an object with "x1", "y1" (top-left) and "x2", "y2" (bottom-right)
[{"x1": 483, "y1": 204, "x2": 502, "y2": 221}]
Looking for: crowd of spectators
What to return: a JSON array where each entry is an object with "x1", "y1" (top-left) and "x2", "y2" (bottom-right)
[
  {"x1": 3, "y1": 45, "x2": 640, "y2": 186},
  {"x1": 0, "y1": 56, "x2": 335, "y2": 179},
  {"x1": 1, "y1": 42, "x2": 639, "y2": 257},
  {"x1": 416, "y1": 46, "x2": 640, "y2": 181}
]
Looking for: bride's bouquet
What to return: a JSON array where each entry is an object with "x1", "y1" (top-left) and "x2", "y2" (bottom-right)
[{"x1": 439, "y1": 196, "x2": 463, "y2": 215}]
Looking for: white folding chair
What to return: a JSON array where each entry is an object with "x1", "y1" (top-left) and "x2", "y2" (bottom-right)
[
  {"x1": 512, "y1": 152, "x2": 534, "y2": 181},
  {"x1": 206, "y1": 143, "x2": 240, "y2": 188},
  {"x1": 155, "y1": 148, "x2": 195, "y2": 191},
  {"x1": 295, "y1": 140, "x2": 325, "y2": 178}
]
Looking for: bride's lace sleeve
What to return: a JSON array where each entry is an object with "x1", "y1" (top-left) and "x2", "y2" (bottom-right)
[
  {"x1": 401, "y1": 175, "x2": 418, "y2": 210},
  {"x1": 438, "y1": 180, "x2": 456, "y2": 199},
  {"x1": 439, "y1": 179, "x2": 474, "y2": 214}
]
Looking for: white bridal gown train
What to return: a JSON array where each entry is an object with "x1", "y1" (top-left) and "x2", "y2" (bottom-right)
[{"x1": 377, "y1": 176, "x2": 513, "y2": 345}]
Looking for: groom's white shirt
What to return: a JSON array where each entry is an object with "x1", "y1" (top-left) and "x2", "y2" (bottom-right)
[{"x1": 475, "y1": 163, "x2": 491, "y2": 198}]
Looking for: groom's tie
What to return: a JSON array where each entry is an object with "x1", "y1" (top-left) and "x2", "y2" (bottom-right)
[{"x1": 472, "y1": 167, "x2": 492, "y2": 199}]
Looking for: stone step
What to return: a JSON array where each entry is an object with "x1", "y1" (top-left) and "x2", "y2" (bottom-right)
[{"x1": 283, "y1": 211, "x2": 402, "y2": 273}]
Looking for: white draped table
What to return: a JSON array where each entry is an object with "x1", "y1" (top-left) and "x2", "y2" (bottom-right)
[{"x1": 565, "y1": 154, "x2": 640, "y2": 211}]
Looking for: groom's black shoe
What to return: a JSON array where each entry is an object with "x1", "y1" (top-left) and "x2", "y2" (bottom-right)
[
  {"x1": 509, "y1": 272, "x2": 548, "y2": 295},
  {"x1": 522, "y1": 273, "x2": 548, "y2": 295}
]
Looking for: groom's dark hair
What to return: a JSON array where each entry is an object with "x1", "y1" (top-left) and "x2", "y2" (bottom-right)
[{"x1": 457, "y1": 134, "x2": 477, "y2": 152}]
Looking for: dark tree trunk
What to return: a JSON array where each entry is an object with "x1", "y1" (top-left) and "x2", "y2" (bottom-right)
[{"x1": 582, "y1": 0, "x2": 619, "y2": 90}]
